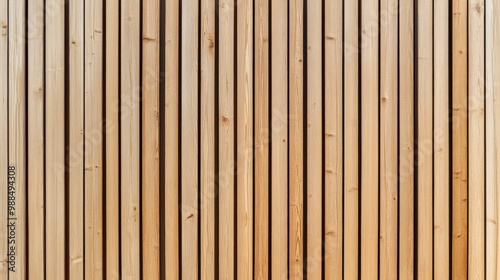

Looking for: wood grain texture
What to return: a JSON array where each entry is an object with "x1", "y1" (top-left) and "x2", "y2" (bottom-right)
[
  {"x1": 28, "y1": 0, "x2": 45, "y2": 276},
  {"x1": 165, "y1": 0, "x2": 180, "y2": 277},
  {"x1": 452, "y1": 0, "x2": 468, "y2": 276},
  {"x1": 289, "y1": 0, "x2": 304, "y2": 277},
  {"x1": 0, "y1": 0, "x2": 7, "y2": 276},
  {"x1": 399, "y1": 0, "x2": 415, "y2": 277},
  {"x1": 121, "y1": 0, "x2": 141, "y2": 277},
  {"x1": 45, "y1": 0, "x2": 64, "y2": 277},
  {"x1": 307, "y1": 0, "x2": 322, "y2": 278},
  {"x1": 379, "y1": 0, "x2": 398, "y2": 277},
  {"x1": 434, "y1": 0, "x2": 451, "y2": 277}
]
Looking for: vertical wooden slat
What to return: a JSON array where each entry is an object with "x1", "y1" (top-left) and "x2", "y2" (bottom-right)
[
  {"x1": 142, "y1": 0, "x2": 160, "y2": 277},
  {"x1": 486, "y1": 0, "x2": 500, "y2": 278},
  {"x1": 289, "y1": 0, "x2": 304, "y2": 277},
  {"x1": 181, "y1": 0, "x2": 199, "y2": 278},
  {"x1": 271, "y1": 0, "x2": 288, "y2": 277},
  {"x1": 254, "y1": 0, "x2": 269, "y2": 275},
  {"x1": 360, "y1": 0, "x2": 379, "y2": 277},
  {"x1": 28, "y1": 0, "x2": 45, "y2": 276},
  {"x1": 324, "y1": 0, "x2": 343, "y2": 277},
  {"x1": 45, "y1": 0, "x2": 64, "y2": 276},
  {"x1": 218, "y1": 0, "x2": 235, "y2": 277},
  {"x1": 452, "y1": 0, "x2": 468, "y2": 276},
  {"x1": 105, "y1": 0, "x2": 120, "y2": 277},
  {"x1": 69, "y1": 0, "x2": 85, "y2": 277},
  {"x1": 307, "y1": 0, "x2": 322, "y2": 277},
  {"x1": 343, "y1": 0, "x2": 360, "y2": 277},
  {"x1": 379, "y1": 0, "x2": 398, "y2": 278},
  {"x1": 121, "y1": 0, "x2": 141, "y2": 276},
  {"x1": 237, "y1": 0, "x2": 253, "y2": 278},
  {"x1": 434, "y1": 0, "x2": 450, "y2": 277},
  {"x1": 200, "y1": 0, "x2": 215, "y2": 277},
  {"x1": 417, "y1": 0, "x2": 433, "y2": 277},
  {"x1": 0, "y1": 0, "x2": 7, "y2": 275},
  {"x1": 468, "y1": 0, "x2": 485, "y2": 278},
  {"x1": 165, "y1": 0, "x2": 180, "y2": 277},
  {"x1": 399, "y1": 0, "x2": 415, "y2": 277},
  {"x1": 85, "y1": 0, "x2": 104, "y2": 277}
]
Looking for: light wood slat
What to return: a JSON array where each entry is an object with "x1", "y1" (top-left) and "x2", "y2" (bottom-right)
[
  {"x1": 45, "y1": 0, "x2": 64, "y2": 277},
  {"x1": 452, "y1": 0, "x2": 468, "y2": 276},
  {"x1": 142, "y1": 0, "x2": 160, "y2": 277},
  {"x1": 486, "y1": 0, "x2": 500, "y2": 278},
  {"x1": 200, "y1": 0, "x2": 215, "y2": 277},
  {"x1": 181, "y1": 0, "x2": 199, "y2": 278},
  {"x1": 0, "y1": 0, "x2": 7, "y2": 276},
  {"x1": 379, "y1": 0, "x2": 398, "y2": 278},
  {"x1": 324, "y1": 0, "x2": 343, "y2": 277},
  {"x1": 272, "y1": 0, "x2": 288, "y2": 277},
  {"x1": 218, "y1": 0, "x2": 235, "y2": 277},
  {"x1": 254, "y1": 0, "x2": 269, "y2": 275},
  {"x1": 69, "y1": 0, "x2": 85, "y2": 277},
  {"x1": 28, "y1": 0, "x2": 45, "y2": 277},
  {"x1": 85, "y1": 0, "x2": 104, "y2": 277},
  {"x1": 237, "y1": 0, "x2": 253, "y2": 278},
  {"x1": 434, "y1": 0, "x2": 450, "y2": 277},
  {"x1": 105, "y1": 0, "x2": 120, "y2": 277},
  {"x1": 121, "y1": 0, "x2": 141, "y2": 277},
  {"x1": 289, "y1": 0, "x2": 304, "y2": 277},
  {"x1": 468, "y1": 0, "x2": 485, "y2": 278},
  {"x1": 343, "y1": 0, "x2": 360, "y2": 277},
  {"x1": 307, "y1": 0, "x2": 322, "y2": 278},
  {"x1": 360, "y1": 0, "x2": 379, "y2": 277},
  {"x1": 417, "y1": 0, "x2": 433, "y2": 278},
  {"x1": 399, "y1": 0, "x2": 415, "y2": 277},
  {"x1": 165, "y1": 0, "x2": 180, "y2": 277}
]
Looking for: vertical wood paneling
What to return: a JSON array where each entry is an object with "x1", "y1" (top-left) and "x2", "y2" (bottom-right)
[
  {"x1": 236, "y1": 0, "x2": 253, "y2": 278},
  {"x1": 0, "y1": 0, "x2": 7, "y2": 276},
  {"x1": 27, "y1": 0, "x2": 45, "y2": 276},
  {"x1": 200, "y1": 0, "x2": 215, "y2": 277},
  {"x1": 45, "y1": 0, "x2": 64, "y2": 277},
  {"x1": 289, "y1": 0, "x2": 304, "y2": 277},
  {"x1": 165, "y1": 0, "x2": 180, "y2": 277},
  {"x1": 121, "y1": 0, "x2": 141, "y2": 277},
  {"x1": 434, "y1": 0, "x2": 451, "y2": 277}
]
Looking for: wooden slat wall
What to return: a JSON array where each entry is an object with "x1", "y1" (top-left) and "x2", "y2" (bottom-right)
[{"x1": 1, "y1": 0, "x2": 499, "y2": 279}]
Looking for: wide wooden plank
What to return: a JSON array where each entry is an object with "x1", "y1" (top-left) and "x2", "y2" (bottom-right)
[
  {"x1": 417, "y1": 0, "x2": 433, "y2": 277},
  {"x1": 121, "y1": 0, "x2": 141, "y2": 277},
  {"x1": 181, "y1": 0, "x2": 199, "y2": 278},
  {"x1": 165, "y1": 0, "x2": 180, "y2": 277},
  {"x1": 85, "y1": 0, "x2": 104, "y2": 277},
  {"x1": 218, "y1": 0, "x2": 235, "y2": 277},
  {"x1": 343, "y1": 0, "x2": 360, "y2": 277},
  {"x1": 434, "y1": 0, "x2": 450, "y2": 277},
  {"x1": 254, "y1": 0, "x2": 269, "y2": 276},
  {"x1": 27, "y1": 0, "x2": 45, "y2": 277},
  {"x1": 289, "y1": 0, "x2": 304, "y2": 277},
  {"x1": 379, "y1": 0, "x2": 398, "y2": 278},
  {"x1": 360, "y1": 0, "x2": 379, "y2": 277},
  {"x1": 399, "y1": 0, "x2": 415, "y2": 277},
  {"x1": 452, "y1": 0, "x2": 468, "y2": 276},
  {"x1": 237, "y1": 0, "x2": 253, "y2": 278},
  {"x1": 0, "y1": 0, "x2": 7, "y2": 276},
  {"x1": 468, "y1": 0, "x2": 485, "y2": 278},
  {"x1": 324, "y1": 0, "x2": 343, "y2": 277},
  {"x1": 105, "y1": 0, "x2": 120, "y2": 277},
  {"x1": 307, "y1": 0, "x2": 322, "y2": 278},
  {"x1": 272, "y1": 0, "x2": 288, "y2": 277},
  {"x1": 142, "y1": 0, "x2": 160, "y2": 277},
  {"x1": 200, "y1": 0, "x2": 215, "y2": 277},
  {"x1": 45, "y1": 0, "x2": 64, "y2": 277}
]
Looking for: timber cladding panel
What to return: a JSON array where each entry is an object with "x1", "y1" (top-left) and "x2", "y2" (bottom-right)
[{"x1": 0, "y1": 0, "x2": 497, "y2": 278}]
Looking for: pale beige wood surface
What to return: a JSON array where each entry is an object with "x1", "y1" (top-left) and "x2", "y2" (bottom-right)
[
  {"x1": 45, "y1": 0, "x2": 64, "y2": 277},
  {"x1": 289, "y1": 0, "x2": 304, "y2": 277},
  {"x1": 0, "y1": 0, "x2": 7, "y2": 276}
]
